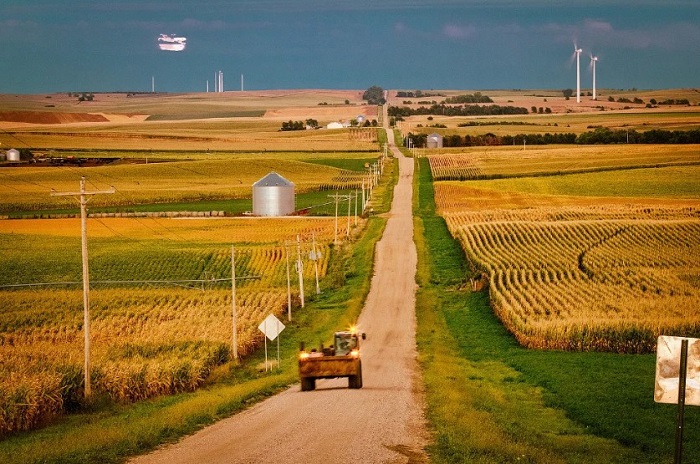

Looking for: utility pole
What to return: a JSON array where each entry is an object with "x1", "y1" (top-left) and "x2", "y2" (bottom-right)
[
  {"x1": 354, "y1": 190, "x2": 358, "y2": 226},
  {"x1": 346, "y1": 192, "x2": 351, "y2": 238},
  {"x1": 285, "y1": 241, "x2": 292, "y2": 320},
  {"x1": 311, "y1": 232, "x2": 320, "y2": 295},
  {"x1": 51, "y1": 177, "x2": 114, "y2": 398},
  {"x1": 231, "y1": 245, "x2": 238, "y2": 360},
  {"x1": 296, "y1": 234, "x2": 304, "y2": 310},
  {"x1": 328, "y1": 192, "x2": 352, "y2": 244}
]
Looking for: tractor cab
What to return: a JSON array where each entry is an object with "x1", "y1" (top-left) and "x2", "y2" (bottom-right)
[{"x1": 334, "y1": 331, "x2": 362, "y2": 356}]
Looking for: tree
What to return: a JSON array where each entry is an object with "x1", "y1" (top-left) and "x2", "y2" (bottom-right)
[
  {"x1": 362, "y1": 86, "x2": 386, "y2": 105},
  {"x1": 562, "y1": 89, "x2": 574, "y2": 99}
]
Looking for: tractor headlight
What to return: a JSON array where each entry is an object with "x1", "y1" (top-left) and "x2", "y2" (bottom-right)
[{"x1": 350, "y1": 349, "x2": 359, "y2": 358}]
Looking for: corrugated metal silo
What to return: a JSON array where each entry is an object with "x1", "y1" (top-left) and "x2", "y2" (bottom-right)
[
  {"x1": 6, "y1": 149, "x2": 20, "y2": 162},
  {"x1": 252, "y1": 172, "x2": 295, "y2": 216}
]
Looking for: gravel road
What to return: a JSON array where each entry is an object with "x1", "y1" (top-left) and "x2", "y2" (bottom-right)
[{"x1": 130, "y1": 124, "x2": 429, "y2": 464}]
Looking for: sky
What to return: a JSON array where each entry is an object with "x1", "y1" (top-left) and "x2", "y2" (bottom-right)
[{"x1": 1, "y1": 0, "x2": 698, "y2": 93}]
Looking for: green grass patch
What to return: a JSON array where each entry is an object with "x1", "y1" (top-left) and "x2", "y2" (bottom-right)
[
  {"x1": 6, "y1": 189, "x2": 365, "y2": 218},
  {"x1": 414, "y1": 157, "x2": 699, "y2": 462}
]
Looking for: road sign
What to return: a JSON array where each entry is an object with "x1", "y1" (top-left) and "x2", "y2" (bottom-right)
[
  {"x1": 259, "y1": 314, "x2": 285, "y2": 341},
  {"x1": 655, "y1": 336, "x2": 700, "y2": 406}
]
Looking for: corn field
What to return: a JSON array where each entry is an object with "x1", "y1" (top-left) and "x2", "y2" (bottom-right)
[
  {"x1": 442, "y1": 206, "x2": 700, "y2": 353},
  {"x1": 0, "y1": 215, "x2": 350, "y2": 436},
  {"x1": 428, "y1": 154, "x2": 486, "y2": 180}
]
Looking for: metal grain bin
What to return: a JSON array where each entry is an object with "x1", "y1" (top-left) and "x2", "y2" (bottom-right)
[
  {"x1": 252, "y1": 172, "x2": 295, "y2": 216},
  {"x1": 426, "y1": 133, "x2": 443, "y2": 149},
  {"x1": 6, "y1": 149, "x2": 20, "y2": 162}
]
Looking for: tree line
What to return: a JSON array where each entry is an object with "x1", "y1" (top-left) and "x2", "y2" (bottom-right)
[
  {"x1": 406, "y1": 127, "x2": 700, "y2": 148},
  {"x1": 280, "y1": 119, "x2": 319, "y2": 131},
  {"x1": 389, "y1": 104, "x2": 529, "y2": 118}
]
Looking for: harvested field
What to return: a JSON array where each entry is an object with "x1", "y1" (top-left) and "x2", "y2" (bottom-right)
[{"x1": 0, "y1": 111, "x2": 109, "y2": 124}]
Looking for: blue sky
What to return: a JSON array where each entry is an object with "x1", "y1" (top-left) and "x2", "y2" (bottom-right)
[{"x1": 1, "y1": 0, "x2": 698, "y2": 93}]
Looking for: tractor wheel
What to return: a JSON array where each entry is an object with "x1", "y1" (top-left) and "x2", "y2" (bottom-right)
[
  {"x1": 348, "y1": 363, "x2": 363, "y2": 389},
  {"x1": 301, "y1": 377, "x2": 316, "y2": 391}
]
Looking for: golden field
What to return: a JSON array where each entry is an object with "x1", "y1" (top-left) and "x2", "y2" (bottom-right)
[
  {"x1": 431, "y1": 145, "x2": 700, "y2": 353},
  {"x1": 0, "y1": 89, "x2": 384, "y2": 435},
  {"x1": 1, "y1": 86, "x2": 698, "y2": 438},
  {"x1": 0, "y1": 211, "x2": 360, "y2": 435}
]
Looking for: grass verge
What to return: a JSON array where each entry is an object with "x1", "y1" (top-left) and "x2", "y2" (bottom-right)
[{"x1": 413, "y1": 157, "x2": 698, "y2": 463}]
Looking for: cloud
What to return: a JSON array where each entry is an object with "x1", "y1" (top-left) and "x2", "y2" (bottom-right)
[
  {"x1": 442, "y1": 24, "x2": 476, "y2": 40},
  {"x1": 394, "y1": 22, "x2": 408, "y2": 33},
  {"x1": 543, "y1": 19, "x2": 700, "y2": 51},
  {"x1": 180, "y1": 18, "x2": 227, "y2": 31}
]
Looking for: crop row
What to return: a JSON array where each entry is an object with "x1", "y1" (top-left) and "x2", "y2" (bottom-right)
[
  {"x1": 427, "y1": 154, "x2": 486, "y2": 180},
  {"x1": 444, "y1": 212, "x2": 700, "y2": 353},
  {"x1": 0, "y1": 287, "x2": 289, "y2": 435}
]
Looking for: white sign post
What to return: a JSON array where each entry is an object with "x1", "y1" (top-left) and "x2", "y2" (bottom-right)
[
  {"x1": 654, "y1": 335, "x2": 700, "y2": 464},
  {"x1": 258, "y1": 314, "x2": 285, "y2": 372}
]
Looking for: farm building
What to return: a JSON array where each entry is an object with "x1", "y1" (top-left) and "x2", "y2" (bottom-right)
[
  {"x1": 6, "y1": 149, "x2": 20, "y2": 162},
  {"x1": 252, "y1": 172, "x2": 295, "y2": 216},
  {"x1": 426, "y1": 133, "x2": 443, "y2": 149},
  {"x1": 326, "y1": 122, "x2": 344, "y2": 129}
]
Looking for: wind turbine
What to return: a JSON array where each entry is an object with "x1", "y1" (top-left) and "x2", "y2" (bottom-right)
[
  {"x1": 590, "y1": 55, "x2": 599, "y2": 100},
  {"x1": 573, "y1": 45, "x2": 583, "y2": 103}
]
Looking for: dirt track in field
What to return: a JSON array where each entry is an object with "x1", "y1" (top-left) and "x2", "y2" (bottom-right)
[{"x1": 130, "y1": 108, "x2": 429, "y2": 464}]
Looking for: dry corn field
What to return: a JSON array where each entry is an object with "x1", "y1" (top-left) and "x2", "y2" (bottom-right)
[
  {"x1": 0, "y1": 216, "x2": 348, "y2": 436},
  {"x1": 432, "y1": 163, "x2": 700, "y2": 354}
]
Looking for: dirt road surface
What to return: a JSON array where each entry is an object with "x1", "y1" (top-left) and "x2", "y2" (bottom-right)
[{"x1": 130, "y1": 122, "x2": 428, "y2": 464}]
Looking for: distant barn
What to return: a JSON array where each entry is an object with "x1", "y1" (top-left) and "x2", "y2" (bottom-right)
[
  {"x1": 252, "y1": 172, "x2": 295, "y2": 216},
  {"x1": 426, "y1": 133, "x2": 443, "y2": 149}
]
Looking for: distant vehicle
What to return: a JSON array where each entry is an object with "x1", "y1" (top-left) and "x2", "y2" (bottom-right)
[
  {"x1": 298, "y1": 329, "x2": 366, "y2": 391},
  {"x1": 158, "y1": 34, "x2": 186, "y2": 51}
]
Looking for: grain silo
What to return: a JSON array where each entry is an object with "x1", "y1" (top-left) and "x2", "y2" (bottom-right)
[
  {"x1": 426, "y1": 133, "x2": 443, "y2": 149},
  {"x1": 252, "y1": 172, "x2": 295, "y2": 216},
  {"x1": 6, "y1": 149, "x2": 20, "y2": 162}
]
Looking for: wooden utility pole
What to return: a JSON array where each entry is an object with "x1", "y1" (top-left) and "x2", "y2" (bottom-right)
[
  {"x1": 51, "y1": 177, "x2": 114, "y2": 398},
  {"x1": 311, "y1": 233, "x2": 321, "y2": 295},
  {"x1": 328, "y1": 192, "x2": 352, "y2": 244},
  {"x1": 296, "y1": 234, "x2": 304, "y2": 310},
  {"x1": 286, "y1": 241, "x2": 292, "y2": 320},
  {"x1": 346, "y1": 191, "x2": 351, "y2": 238},
  {"x1": 231, "y1": 245, "x2": 238, "y2": 360}
]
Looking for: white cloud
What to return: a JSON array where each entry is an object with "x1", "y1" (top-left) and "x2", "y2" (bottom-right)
[
  {"x1": 442, "y1": 24, "x2": 476, "y2": 40},
  {"x1": 543, "y1": 19, "x2": 700, "y2": 51}
]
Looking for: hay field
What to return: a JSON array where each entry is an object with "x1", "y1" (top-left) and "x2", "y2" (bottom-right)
[
  {"x1": 430, "y1": 149, "x2": 700, "y2": 353},
  {"x1": 427, "y1": 144, "x2": 700, "y2": 180},
  {"x1": 0, "y1": 90, "x2": 379, "y2": 151}
]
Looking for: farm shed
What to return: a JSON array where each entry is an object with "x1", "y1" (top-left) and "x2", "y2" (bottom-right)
[
  {"x1": 426, "y1": 133, "x2": 443, "y2": 149},
  {"x1": 252, "y1": 172, "x2": 295, "y2": 216},
  {"x1": 326, "y1": 122, "x2": 344, "y2": 129},
  {"x1": 6, "y1": 149, "x2": 20, "y2": 162}
]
